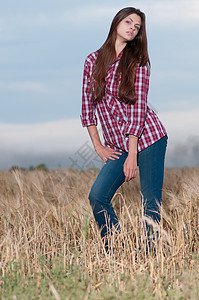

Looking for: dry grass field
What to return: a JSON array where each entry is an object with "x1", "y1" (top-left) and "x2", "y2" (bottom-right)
[{"x1": 0, "y1": 167, "x2": 199, "y2": 299}]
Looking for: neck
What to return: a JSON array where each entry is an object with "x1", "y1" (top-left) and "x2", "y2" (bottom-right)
[{"x1": 115, "y1": 39, "x2": 127, "y2": 57}]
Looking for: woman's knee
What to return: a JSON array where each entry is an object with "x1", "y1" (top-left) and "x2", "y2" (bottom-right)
[
  {"x1": 88, "y1": 183, "x2": 108, "y2": 208},
  {"x1": 89, "y1": 183, "x2": 102, "y2": 205},
  {"x1": 88, "y1": 187, "x2": 96, "y2": 206}
]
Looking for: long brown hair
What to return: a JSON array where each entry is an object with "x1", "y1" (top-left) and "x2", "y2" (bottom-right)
[{"x1": 91, "y1": 7, "x2": 150, "y2": 105}]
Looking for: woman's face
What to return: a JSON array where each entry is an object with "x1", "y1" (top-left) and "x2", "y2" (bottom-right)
[{"x1": 116, "y1": 13, "x2": 141, "y2": 43}]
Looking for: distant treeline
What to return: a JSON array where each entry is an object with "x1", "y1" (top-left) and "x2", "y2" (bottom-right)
[{"x1": 9, "y1": 163, "x2": 49, "y2": 172}]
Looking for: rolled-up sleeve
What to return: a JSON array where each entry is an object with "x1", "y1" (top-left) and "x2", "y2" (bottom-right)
[
  {"x1": 124, "y1": 65, "x2": 149, "y2": 138},
  {"x1": 80, "y1": 58, "x2": 98, "y2": 127}
]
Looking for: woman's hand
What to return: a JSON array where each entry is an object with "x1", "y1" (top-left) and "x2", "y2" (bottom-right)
[
  {"x1": 95, "y1": 145, "x2": 122, "y2": 164},
  {"x1": 123, "y1": 154, "x2": 137, "y2": 182}
]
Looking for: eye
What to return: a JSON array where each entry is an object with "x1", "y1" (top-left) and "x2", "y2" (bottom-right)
[
  {"x1": 125, "y1": 20, "x2": 131, "y2": 24},
  {"x1": 135, "y1": 26, "x2": 140, "y2": 31}
]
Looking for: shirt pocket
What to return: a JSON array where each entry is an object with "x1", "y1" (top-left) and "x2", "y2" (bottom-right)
[{"x1": 107, "y1": 96, "x2": 127, "y2": 124}]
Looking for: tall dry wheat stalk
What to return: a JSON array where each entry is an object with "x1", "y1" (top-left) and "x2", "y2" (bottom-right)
[{"x1": 0, "y1": 167, "x2": 198, "y2": 295}]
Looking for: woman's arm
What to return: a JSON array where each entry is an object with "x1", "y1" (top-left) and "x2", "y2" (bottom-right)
[
  {"x1": 123, "y1": 135, "x2": 138, "y2": 182},
  {"x1": 87, "y1": 125, "x2": 122, "y2": 164},
  {"x1": 81, "y1": 55, "x2": 98, "y2": 128}
]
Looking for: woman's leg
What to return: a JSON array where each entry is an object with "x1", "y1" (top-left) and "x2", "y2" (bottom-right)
[
  {"x1": 89, "y1": 152, "x2": 127, "y2": 249},
  {"x1": 137, "y1": 136, "x2": 167, "y2": 247}
]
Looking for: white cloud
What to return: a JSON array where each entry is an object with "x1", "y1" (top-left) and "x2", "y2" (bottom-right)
[
  {"x1": 145, "y1": 0, "x2": 199, "y2": 26},
  {"x1": 159, "y1": 108, "x2": 199, "y2": 142},
  {"x1": 0, "y1": 81, "x2": 47, "y2": 92},
  {"x1": 0, "y1": 119, "x2": 88, "y2": 153}
]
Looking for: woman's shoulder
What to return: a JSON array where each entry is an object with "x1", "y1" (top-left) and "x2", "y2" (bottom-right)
[
  {"x1": 136, "y1": 63, "x2": 150, "y2": 76},
  {"x1": 84, "y1": 51, "x2": 99, "y2": 66}
]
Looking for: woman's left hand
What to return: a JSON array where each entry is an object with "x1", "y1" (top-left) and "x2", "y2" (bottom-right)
[{"x1": 123, "y1": 154, "x2": 137, "y2": 182}]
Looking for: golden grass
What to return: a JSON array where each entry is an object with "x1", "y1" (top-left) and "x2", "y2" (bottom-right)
[{"x1": 0, "y1": 167, "x2": 199, "y2": 297}]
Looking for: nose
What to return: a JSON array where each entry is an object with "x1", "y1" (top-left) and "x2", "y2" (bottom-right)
[{"x1": 130, "y1": 24, "x2": 136, "y2": 31}]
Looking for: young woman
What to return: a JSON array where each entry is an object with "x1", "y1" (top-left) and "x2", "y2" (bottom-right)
[{"x1": 81, "y1": 7, "x2": 167, "y2": 252}]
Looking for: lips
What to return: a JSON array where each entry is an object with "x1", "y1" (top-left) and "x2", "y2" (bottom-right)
[{"x1": 127, "y1": 31, "x2": 134, "y2": 37}]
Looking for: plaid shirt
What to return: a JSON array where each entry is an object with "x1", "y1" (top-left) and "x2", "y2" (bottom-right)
[{"x1": 81, "y1": 51, "x2": 167, "y2": 152}]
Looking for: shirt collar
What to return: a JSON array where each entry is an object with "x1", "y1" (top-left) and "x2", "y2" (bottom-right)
[{"x1": 113, "y1": 50, "x2": 123, "y2": 64}]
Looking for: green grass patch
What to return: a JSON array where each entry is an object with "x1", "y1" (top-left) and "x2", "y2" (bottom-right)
[{"x1": 0, "y1": 256, "x2": 199, "y2": 300}]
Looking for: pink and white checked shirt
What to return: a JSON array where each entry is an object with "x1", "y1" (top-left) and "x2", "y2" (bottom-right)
[{"x1": 81, "y1": 51, "x2": 167, "y2": 153}]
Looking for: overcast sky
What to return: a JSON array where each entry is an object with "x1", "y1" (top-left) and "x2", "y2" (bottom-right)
[{"x1": 0, "y1": 0, "x2": 199, "y2": 169}]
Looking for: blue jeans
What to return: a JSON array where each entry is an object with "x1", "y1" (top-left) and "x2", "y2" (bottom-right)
[{"x1": 89, "y1": 136, "x2": 167, "y2": 250}]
